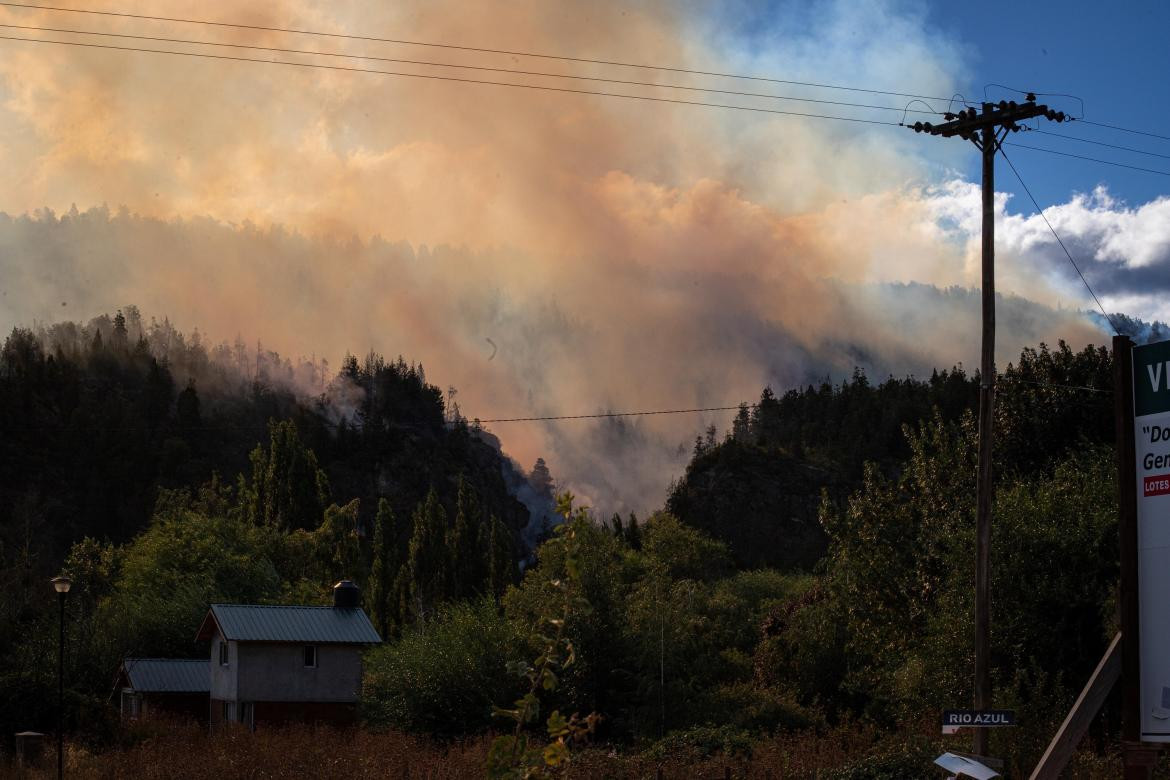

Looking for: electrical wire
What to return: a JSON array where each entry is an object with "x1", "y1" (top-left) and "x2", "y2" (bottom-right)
[
  {"x1": 474, "y1": 406, "x2": 747, "y2": 423},
  {"x1": 1002, "y1": 141, "x2": 1170, "y2": 177},
  {"x1": 981, "y1": 84, "x2": 1170, "y2": 143},
  {"x1": 2, "y1": 375, "x2": 1112, "y2": 434},
  {"x1": 1077, "y1": 119, "x2": 1170, "y2": 144},
  {"x1": 1010, "y1": 378, "x2": 1109, "y2": 394},
  {"x1": 0, "y1": 22, "x2": 944, "y2": 116},
  {"x1": 1028, "y1": 128, "x2": 1170, "y2": 161},
  {"x1": 0, "y1": 33, "x2": 906, "y2": 126},
  {"x1": 984, "y1": 83, "x2": 1084, "y2": 119},
  {"x1": 0, "y1": 1, "x2": 955, "y2": 104},
  {"x1": 998, "y1": 147, "x2": 1121, "y2": 337}
]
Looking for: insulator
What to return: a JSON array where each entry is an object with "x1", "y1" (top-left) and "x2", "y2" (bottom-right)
[
  {"x1": 1056, "y1": 111, "x2": 1066, "y2": 122},
  {"x1": 1011, "y1": 124, "x2": 1021, "y2": 132},
  {"x1": 998, "y1": 100, "x2": 1008, "y2": 111},
  {"x1": 923, "y1": 122, "x2": 933, "y2": 132},
  {"x1": 1026, "y1": 92, "x2": 1037, "y2": 102},
  {"x1": 945, "y1": 112, "x2": 956, "y2": 120},
  {"x1": 1009, "y1": 100, "x2": 1018, "y2": 109},
  {"x1": 913, "y1": 121, "x2": 924, "y2": 132},
  {"x1": 1045, "y1": 110, "x2": 1055, "y2": 120}
]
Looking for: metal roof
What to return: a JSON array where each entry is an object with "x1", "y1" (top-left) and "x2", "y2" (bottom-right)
[
  {"x1": 122, "y1": 658, "x2": 209, "y2": 693},
  {"x1": 197, "y1": 604, "x2": 381, "y2": 644}
]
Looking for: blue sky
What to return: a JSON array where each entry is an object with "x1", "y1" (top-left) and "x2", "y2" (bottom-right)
[
  {"x1": 716, "y1": 0, "x2": 1170, "y2": 210},
  {"x1": 931, "y1": 0, "x2": 1170, "y2": 209}
]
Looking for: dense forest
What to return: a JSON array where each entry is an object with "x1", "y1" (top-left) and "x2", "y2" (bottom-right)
[{"x1": 0, "y1": 307, "x2": 1155, "y2": 776}]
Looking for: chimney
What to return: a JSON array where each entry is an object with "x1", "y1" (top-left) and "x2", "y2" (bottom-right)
[{"x1": 333, "y1": 580, "x2": 360, "y2": 609}]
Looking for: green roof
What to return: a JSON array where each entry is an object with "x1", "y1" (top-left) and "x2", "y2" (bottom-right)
[{"x1": 197, "y1": 604, "x2": 382, "y2": 644}]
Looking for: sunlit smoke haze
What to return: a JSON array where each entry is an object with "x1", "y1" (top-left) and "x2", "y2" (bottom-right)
[{"x1": 0, "y1": 0, "x2": 1132, "y2": 513}]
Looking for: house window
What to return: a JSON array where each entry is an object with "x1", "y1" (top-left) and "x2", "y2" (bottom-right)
[
  {"x1": 303, "y1": 645, "x2": 317, "y2": 668},
  {"x1": 219, "y1": 641, "x2": 229, "y2": 666}
]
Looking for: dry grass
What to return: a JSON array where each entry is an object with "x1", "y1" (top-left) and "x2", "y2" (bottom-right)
[
  {"x1": 19, "y1": 720, "x2": 490, "y2": 780},
  {"x1": 2, "y1": 717, "x2": 1133, "y2": 780}
]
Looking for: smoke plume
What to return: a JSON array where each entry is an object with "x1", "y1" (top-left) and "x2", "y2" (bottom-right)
[{"x1": 0, "y1": 1, "x2": 1125, "y2": 513}]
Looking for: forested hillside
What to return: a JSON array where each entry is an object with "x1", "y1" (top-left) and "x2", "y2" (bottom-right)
[
  {"x1": 0, "y1": 310, "x2": 1149, "y2": 775},
  {"x1": 0, "y1": 310, "x2": 540, "y2": 738}
]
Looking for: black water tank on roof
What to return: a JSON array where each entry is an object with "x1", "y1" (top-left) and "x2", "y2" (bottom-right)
[{"x1": 333, "y1": 580, "x2": 360, "y2": 608}]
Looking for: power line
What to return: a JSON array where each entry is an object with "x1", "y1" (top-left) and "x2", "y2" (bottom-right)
[
  {"x1": 998, "y1": 146, "x2": 1121, "y2": 337},
  {"x1": 983, "y1": 84, "x2": 1170, "y2": 143},
  {"x1": 2, "y1": 377, "x2": 1110, "y2": 433},
  {"x1": 1077, "y1": 119, "x2": 1170, "y2": 144},
  {"x1": 474, "y1": 406, "x2": 748, "y2": 423},
  {"x1": 1003, "y1": 141, "x2": 1170, "y2": 177},
  {"x1": 1010, "y1": 378, "x2": 1109, "y2": 394},
  {"x1": 0, "y1": 1, "x2": 955, "y2": 104},
  {"x1": 1029, "y1": 128, "x2": 1170, "y2": 161},
  {"x1": 0, "y1": 33, "x2": 905, "y2": 126},
  {"x1": 0, "y1": 22, "x2": 944, "y2": 116}
]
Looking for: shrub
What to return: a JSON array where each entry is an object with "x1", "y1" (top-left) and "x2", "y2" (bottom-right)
[
  {"x1": 822, "y1": 740, "x2": 941, "y2": 780},
  {"x1": 362, "y1": 598, "x2": 523, "y2": 736},
  {"x1": 697, "y1": 682, "x2": 818, "y2": 735},
  {"x1": 643, "y1": 724, "x2": 756, "y2": 761}
]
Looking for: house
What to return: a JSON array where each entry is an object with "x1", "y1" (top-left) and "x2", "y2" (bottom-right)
[
  {"x1": 194, "y1": 580, "x2": 382, "y2": 729},
  {"x1": 114, "y1": 658, "x2": 210, "y2": 723}
]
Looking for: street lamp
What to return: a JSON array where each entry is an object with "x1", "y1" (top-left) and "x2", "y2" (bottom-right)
[{"x1": 50, "y1": 575, "x2": 71, "y2": 780}]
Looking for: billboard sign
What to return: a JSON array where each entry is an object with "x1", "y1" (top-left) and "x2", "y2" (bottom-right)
[{"x1": 1134, "y1": 339, "x2": 1170, "y2": 741}]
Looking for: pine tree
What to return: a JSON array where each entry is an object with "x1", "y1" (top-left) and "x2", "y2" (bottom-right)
[
  {"x1": 112, "y1": 309, "x2": 128, "y2": 350},
  {"x1": 176, "y1": 380, "x2": 202, "y2": 433},
  {"x1": 368, "y1": 498, "x2": 401, "y2": 638},
  {"x1": 610, "y1": 512, "x2": 625, "y2": 541},
  {"x1": 732, "y1": 402, "x2": 752, "y2": 443},
  {"x1": 625, "y1": 512, "x2": 642, "y2": 550},
  {"x1": 530, "y1": 457, "x2": 554, "y2": 500},
  {"x1": 753, "y1": 386, "x2": 782, "y2": 447}
]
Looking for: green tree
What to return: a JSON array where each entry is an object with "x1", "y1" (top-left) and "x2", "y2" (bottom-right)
[
  {"x1": 368, "y1": 498, "x2": 402, "y2": 638},
  {"x1": 399, "y1": 489, "x2": 449, "y2": 623},
  {"x1": 101, "y1": 506, "x2": 282, "y2": 659},
  {"x1": 624, "y1": 512, "x2": 642, "y2": 551},
  {"x1": 241, "y1": 419, "x2": 329, "y2": 531},
  {"x1": 363, "y1": 598, "x2": 523, "y2": 736},
  {"x1": 451, "y1": 477, "x2": 485, "y2": 600},
  {"x1": 486, "y1": 514, "x2": 515, "y2": 601}
]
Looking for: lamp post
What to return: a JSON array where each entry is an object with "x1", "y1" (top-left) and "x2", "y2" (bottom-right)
[{"x1": 50, "y1": 575, "x2": 71, "y2": 780}]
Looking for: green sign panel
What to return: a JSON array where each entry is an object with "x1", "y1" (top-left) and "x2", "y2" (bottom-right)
[{"x1": 1135, "y1": 340, "x2": 1170, "y2": 418}]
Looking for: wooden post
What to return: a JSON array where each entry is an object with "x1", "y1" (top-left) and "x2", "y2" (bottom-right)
[
  {"x1": 972, "y1": 107, "x2": 997, "y2": 759},
  {"x1": 908, "y1": 98, "x2": 1070, "y2": 762},
  {"x1": 1029, "y1": 632, "x2": 1121, "y2": 779}
]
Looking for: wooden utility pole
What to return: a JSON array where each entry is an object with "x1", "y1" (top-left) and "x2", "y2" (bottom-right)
[{"x1": 910, "y1": 97, "x2": 1067, "y2": 757}]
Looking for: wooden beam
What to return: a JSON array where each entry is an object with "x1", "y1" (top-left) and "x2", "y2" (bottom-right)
[{"x1": 1029, "y1": 632, "x2": 1121, "y2": 780}]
